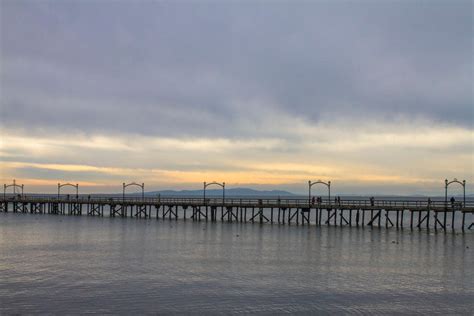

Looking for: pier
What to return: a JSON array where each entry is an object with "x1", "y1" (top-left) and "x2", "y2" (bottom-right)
[
  {"x1": 2, "y1": 178, "x2": 472, "y2": 232},
  {"x1": 1, "y1": 195, "x2": 473, "y2": 232}
]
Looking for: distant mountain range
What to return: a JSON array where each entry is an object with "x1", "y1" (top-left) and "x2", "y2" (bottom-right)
[{"x1": 146, "y1": 188, "x2": 296, "y2": 197}]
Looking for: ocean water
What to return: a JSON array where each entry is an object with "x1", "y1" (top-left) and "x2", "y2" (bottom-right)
[{"x1": 0, "y1": 213, "x2": 472, "y2": 314}]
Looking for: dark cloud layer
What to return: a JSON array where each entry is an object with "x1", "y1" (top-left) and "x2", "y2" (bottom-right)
[{"x1": 1, "y1": 0, "x2": 472, "y2": 138}]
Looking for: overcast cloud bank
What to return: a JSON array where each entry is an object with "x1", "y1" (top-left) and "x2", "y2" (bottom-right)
[{"x1": 1, "y1": 0, "x2": 472, "y2": 194}]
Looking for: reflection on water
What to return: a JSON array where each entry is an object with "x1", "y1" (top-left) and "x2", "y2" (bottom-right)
[{"x1": 0, "y1": 213, "x2": 472, "y2": 314}]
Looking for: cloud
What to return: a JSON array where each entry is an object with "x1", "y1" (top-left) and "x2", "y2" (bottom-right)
[
  {"x1": 1, "y1": 1, "x2": 472, "y2": 135},
  {"x1": 0, "y1": 1, "x2": 472, "y2": 194},
  {"x1": 0, "y1": 119, "x2": 472, "y2": 194}
]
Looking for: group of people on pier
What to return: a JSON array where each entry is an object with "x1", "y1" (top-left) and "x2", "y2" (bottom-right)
[{"x1": 311, "y1": 196, "x2": 343, "y2": 205}]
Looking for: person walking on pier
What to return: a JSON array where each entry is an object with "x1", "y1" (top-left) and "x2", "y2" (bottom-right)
[
  {"x1": 370, "y1": 196, "x2": 375, "y2": 206},
  {"x1": 311, "y1": 196, "x2": 315, "y2": 205},
  {"x1": 450, "y1": 197, "x2": 455, "y2": 207}
]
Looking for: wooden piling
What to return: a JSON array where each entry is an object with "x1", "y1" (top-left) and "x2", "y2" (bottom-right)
[
  {"x1": 451, "y1": 210, "x2": 455, "y2": 231},
  {"x1": 443, "y1": 210, "x2": 447, "y2": 231},
  {"x1": 426, "y1": 209, "x2": 430, "y2": 229}
]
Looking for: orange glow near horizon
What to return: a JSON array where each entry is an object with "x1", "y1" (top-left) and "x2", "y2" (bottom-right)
[
  {"x1": 1, "y1": 160, "x2": 444, "y2": 194},
  {"x1": 1, "y1": 125, "x2": 471, "y2": 194}
]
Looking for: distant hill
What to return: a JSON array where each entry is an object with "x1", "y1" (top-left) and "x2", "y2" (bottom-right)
[{"x1": 146, "y1": 188, "x2": 296, "y2": 197}]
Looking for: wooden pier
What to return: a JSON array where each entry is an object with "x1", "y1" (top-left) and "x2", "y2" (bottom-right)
[{"x1": 1, "y1": 195, "x2": 473, "y2": 232}]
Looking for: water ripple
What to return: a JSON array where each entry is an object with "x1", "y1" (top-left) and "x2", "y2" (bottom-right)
[{"x1": 0, "y1": 214, "x2": 472, "y2": 314}]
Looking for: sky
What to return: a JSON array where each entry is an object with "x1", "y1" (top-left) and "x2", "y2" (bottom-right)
[{"x1": 0, "y1": 0, "x2": 472, "y2": 195}]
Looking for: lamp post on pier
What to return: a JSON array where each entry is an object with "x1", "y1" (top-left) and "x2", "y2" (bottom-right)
[
  {"x1": 308, "y1": 180, "x2": 331, "y2": 206},
  {"x1": 123, "y1": 182, "x2": 145, "y2": 201},
  {"x1": 203, "y1": 181, "x2": 225, "y2": 205},
  {"x1": 4, "y1": 179, "x2": 24, "y2": 199},
  {"x1": 58, "y1": 182, "x2": 79, "y2": 199},
  {"x1": 445, "y1": 178, "x2": 466, "y2": 208}
]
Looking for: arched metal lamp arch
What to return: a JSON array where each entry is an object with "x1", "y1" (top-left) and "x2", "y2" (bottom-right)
[
  {"x1": 308, "y1": 180, "x2": 331, "y2": 206},
  {"x1": 123, "y1": 182, "x2": 145, "y2": 201},
  {"x1": 58, "y1": 183, "x2": 79, "y2": 199},
  {"x1": 4, "y1": 179, "x2": 24, "y2": 199},
  {"x1": 203, "y1": 181, "x2": 225, "y2": 205},
  {"x1": 445, "y1": 178, "x2": 466, "y2": 208}
]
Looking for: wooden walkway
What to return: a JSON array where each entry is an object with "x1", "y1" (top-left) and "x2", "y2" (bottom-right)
[{"x1": 1, "y1": 195, "x2": 473, "y2": 232}]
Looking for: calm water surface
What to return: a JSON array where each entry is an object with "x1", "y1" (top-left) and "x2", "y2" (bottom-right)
[{"x1": 0, "y1": 213, "x2": 472, "y2": 314}]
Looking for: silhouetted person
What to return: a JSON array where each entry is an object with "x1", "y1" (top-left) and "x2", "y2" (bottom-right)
[
  {"x1": 370, "y1": 197, "x2": 375, "y2": 206},
  {"x1": 311, "y1": 196, "x2": 315, "y2": 205},
  {"x1": 450, "y1": 196, "x2": 455, "y2": 207},
  {"x1": 427, "y1": 198, "x2": 431, "y2": 206}
]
